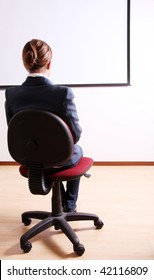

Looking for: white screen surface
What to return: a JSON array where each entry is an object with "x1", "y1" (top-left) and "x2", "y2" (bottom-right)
[{"x1": 0, "y1": 0, "x2": 129, "y2": 86}]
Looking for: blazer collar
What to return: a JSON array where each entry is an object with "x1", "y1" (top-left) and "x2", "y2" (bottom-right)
[{"x1": 22, "y1": 76, "x2": 53, "y2": 86}]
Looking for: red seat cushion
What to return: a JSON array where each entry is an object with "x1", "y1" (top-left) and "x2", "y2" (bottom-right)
[{"x1": 19, "y1": 157, "x2": 93, "y2": 181}]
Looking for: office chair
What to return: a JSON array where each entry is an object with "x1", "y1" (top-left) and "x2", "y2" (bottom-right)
[{"x1": 7, "y1": 109, "x2": 103, "y2": 256}]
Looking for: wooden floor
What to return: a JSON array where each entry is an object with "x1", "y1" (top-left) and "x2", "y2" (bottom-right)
[{"x1": 0, "y1": 165, "x2": 154, "y2": 260}]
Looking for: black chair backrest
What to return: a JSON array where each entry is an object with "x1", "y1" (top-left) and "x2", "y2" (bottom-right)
[{"x1": 7, "y1": 109, "x2": 74, "y2": 169}]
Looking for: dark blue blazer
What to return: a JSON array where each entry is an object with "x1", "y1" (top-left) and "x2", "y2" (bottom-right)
[{"x1": 5, "y1": 76, "x2": 83, "y2": 167}]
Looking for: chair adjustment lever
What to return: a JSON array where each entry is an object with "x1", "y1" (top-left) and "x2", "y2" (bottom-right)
[{"x1": 84, "y1": 173, "x2": 91, "y2": 178}]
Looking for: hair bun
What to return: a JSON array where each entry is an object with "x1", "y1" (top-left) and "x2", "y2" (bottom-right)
[{"x1": 22, "y1": 39, "x2": 52, "y2": 72}]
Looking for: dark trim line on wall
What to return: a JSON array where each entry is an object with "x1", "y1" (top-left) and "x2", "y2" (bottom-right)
[
  {"x1": 0, "y1": 83, "x2": 130, "y2": 90},
  {"x1": 1, "y1": 161, "x2": 154, "y2": 166}
]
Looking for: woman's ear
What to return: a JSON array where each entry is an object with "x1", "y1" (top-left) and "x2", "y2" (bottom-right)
[{"x1": 47, "y1": 61, "x2": 51, "y2": 70}]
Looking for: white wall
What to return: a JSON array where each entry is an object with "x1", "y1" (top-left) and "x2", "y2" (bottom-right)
[{"x1": 0, "y1": 0, "x2": 154, "y2": 162}]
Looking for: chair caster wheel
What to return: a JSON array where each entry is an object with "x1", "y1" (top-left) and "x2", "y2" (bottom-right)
[
  {"x1": 94, "y1": 219, "x2": 104, "y2": 229},
  {"x1": 55, "y1": 224, "x2": 60, "y2": 230},
  {"x1": 22, "y1": 217, "x2": 31, "y2": 226},
  {"x1": 74, "y1": 243, "x2": 85, "y2": 256},
  {"x1": 21, "y1": 241, "x2": 32, "y2": 253}
]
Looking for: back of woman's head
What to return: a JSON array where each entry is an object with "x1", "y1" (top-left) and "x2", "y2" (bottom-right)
[{"x1": 22, "y1": 39, "x2": 52, "y2": 72}]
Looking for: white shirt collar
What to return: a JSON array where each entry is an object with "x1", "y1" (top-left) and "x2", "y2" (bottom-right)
[{"x1": 28, "y1": 73, "x2": 50, "y2": 80}]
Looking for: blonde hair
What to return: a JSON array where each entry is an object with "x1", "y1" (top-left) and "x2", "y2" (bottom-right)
[{"x1": 22, "y1": 39, "x2": 52, "y2": 72}]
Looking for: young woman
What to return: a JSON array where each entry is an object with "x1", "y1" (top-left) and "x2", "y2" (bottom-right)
[{"x1": 5, "y1": 39, "x2": 83, "y2": 212}]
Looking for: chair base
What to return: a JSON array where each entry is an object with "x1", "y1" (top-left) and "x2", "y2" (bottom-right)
[
  {"x1": 20, "y1": 181, "x2": 104, "y2": 256},
  {"x1": 20, "y1": 210, "x2": 104, "y2": 256}
]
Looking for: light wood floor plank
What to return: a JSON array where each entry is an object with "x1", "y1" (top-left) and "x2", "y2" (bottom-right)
[{"x1": 0, "y1": 165, "x2": 154, "y2": 260}]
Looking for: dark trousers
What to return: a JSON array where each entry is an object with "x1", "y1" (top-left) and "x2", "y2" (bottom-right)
[
  {"x1": 61, "y1": 178, "x2": 80, "y2": 210},
  {"x1": 45, "y1": 164, "x2": 81, "y2": 210}
]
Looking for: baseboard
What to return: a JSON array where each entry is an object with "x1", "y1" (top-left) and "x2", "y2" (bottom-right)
[
  {"x1": 0, "y1": 161, "x2": 19, "y2": 165},
  {"x1": 1, "y1": 161, "x2": 154, "y2": 166}
]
